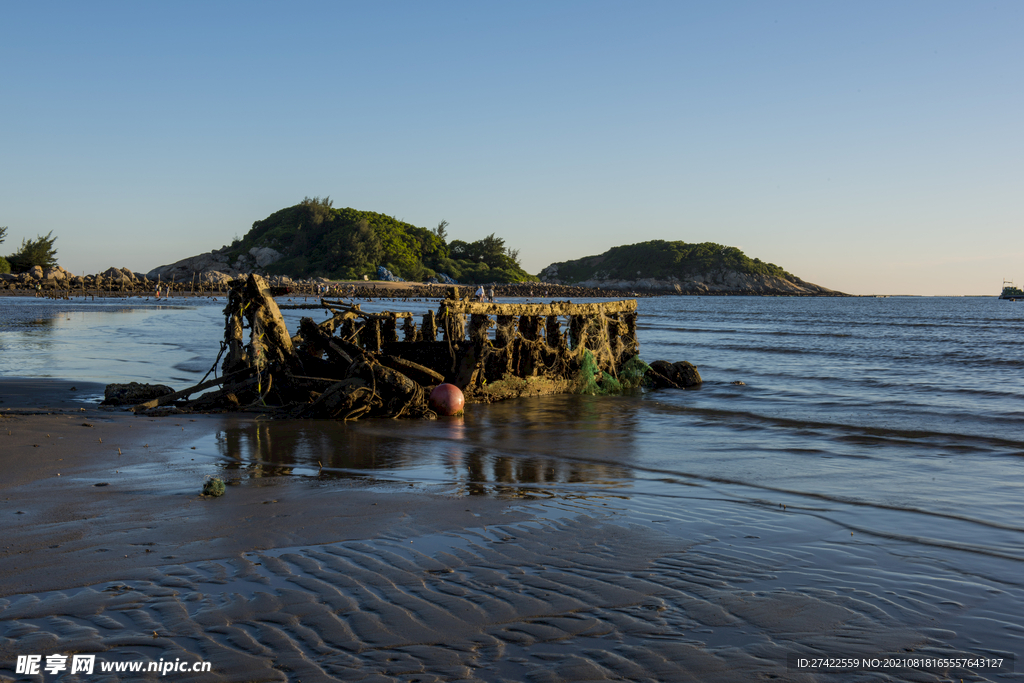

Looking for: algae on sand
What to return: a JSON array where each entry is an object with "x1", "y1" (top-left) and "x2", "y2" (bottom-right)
[{"x1": 202, "y1": 478, "x2": 226, "y2": 497}]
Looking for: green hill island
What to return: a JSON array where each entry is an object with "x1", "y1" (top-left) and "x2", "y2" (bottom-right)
[
  {"x1": 148, "y1": 197, "x2": 537, "y2": 285},
  {"x1": 147, "y1": 199, "x2": 841, "y2": 295},
  {"x1": 538, "y1": 241, "x2": 842, "y2": 295}
]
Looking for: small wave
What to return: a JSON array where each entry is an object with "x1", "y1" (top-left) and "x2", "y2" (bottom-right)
[
  {"x1": 805, "y1": 513, "x2": 1024, "y2": 563},
  {"x1": 757, "y1": 330, "x2": 853, "y2": 338},
  {"x1": 519, "y1": 450, "x2": 1024, "y2": 541},
  {"x1": 641, "y1": 401, "x2": 1024, "y2": 452},
  {"x1": 646, "y1": 326, "x2": 734, "y2": 334},
  {"x1": 959, "y1": 357, "x2": 1024, "y2": 369}
]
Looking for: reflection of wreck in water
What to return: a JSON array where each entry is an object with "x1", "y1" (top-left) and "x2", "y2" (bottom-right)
[
  {"x1": 138, "y1": 274, "x2": 646, "y2": 419},
  {"x1": 211, "y1": 411, "x2": 635, "y2": 498},
  {"x1": 456, "y1": 448, "x2": 631, "y2": 498}
]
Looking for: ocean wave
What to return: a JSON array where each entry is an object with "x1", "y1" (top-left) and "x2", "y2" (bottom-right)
[{"x1": 640, "y1": 401, "x2": 1024, "y2": 452}]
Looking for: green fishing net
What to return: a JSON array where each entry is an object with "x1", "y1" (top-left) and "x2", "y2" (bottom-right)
[
  {"x1": 619, "y1": 355, "x2": 651, "y2": 389},
  {"x1": 575, "y1": 351, "x2": 650, "y2": 395}
]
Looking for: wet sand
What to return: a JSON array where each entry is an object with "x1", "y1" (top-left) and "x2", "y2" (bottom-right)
[
  {"x1": 0, "y1": 380, "x2": 528, "y2": 597},
  {"x1": 1, "y1": 379, "x2": 1019, "y2": 681}
]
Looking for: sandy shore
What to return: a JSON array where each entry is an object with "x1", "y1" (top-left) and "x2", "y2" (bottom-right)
[
  {"x1": 1, "y1": 379, "x2": 1017, "y2": 681},
  {"x1": 0, "y1": 380, "x2": 526, "y2": 597}
]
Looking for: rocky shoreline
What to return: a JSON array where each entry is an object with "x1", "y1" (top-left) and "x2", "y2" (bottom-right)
[
  {"x1": 1, "y1": 262, "x2": 845, "y2": 299},
  {"x1": 539, "y1": 266, "x2": 845, "y2": 296},
  {"x1": 0, "y1": 265, "x2": 624, "y2": 299}
]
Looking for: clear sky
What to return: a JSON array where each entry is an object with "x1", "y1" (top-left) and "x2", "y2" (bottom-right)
[{"x1": 2, "y1": 1, "x2": 1021, "y2": 295}]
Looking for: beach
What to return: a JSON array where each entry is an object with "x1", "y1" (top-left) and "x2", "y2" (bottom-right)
[
  {"x1": 2, "y1": 295, "x2": 1022, "y2": 681},
  {"x1": 1, "y1": 395, "x2": 976, "y2": 683}
]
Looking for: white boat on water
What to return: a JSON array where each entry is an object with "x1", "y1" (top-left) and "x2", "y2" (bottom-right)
[{"x1": 1000, "y1": 280, "x2": 1023, "y2": 300}]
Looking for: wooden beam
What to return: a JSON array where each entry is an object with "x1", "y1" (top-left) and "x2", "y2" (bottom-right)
[
  {"x1": 443, "y1": 299, "x2": 637, "y2": 316},
  {"x1": 321, "y1": 299, "x2": 412, "y2": 319},
  {"x1": 132, "y1": 370, "x2": 249, "y2": 412}
]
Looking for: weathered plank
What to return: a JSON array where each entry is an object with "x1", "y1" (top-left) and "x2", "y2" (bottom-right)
[
  {"x1": 321, "y1": 299, "x2": 413, "y2": 319},
  {"x1": 132, "y1": 370, "x2": 250, "y2": 411}
]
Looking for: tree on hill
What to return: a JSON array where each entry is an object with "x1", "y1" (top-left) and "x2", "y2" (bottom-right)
[
  {"x1": 300, "y1": 195, "x2": 334, "y2": 225},
  {"x1": 449, "y1": 233, "x2": 522, "y2": 270},
  {"x1": 6, "y1": 230, "x2": 58, "y2": 272},
  {"x1": 334, "y1": 219, "x2": 382, "y2": 271},
  {"x1": 0, "y1": 226, "x2": 9, "y2": 274}
]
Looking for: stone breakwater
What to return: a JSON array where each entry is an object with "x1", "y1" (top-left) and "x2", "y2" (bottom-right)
[
  {"x1": 0, "y1": 264, "x2": 840, "y2": 299},
  {"x1": 0, "y1": 267, "x2": 639, "y2": 300},
  {"x1": 0, "y1": 264, "x2": 333, "y2": 297},
  {"x1": 0, "y1": 263, "x2": 653, "y2": 300}
]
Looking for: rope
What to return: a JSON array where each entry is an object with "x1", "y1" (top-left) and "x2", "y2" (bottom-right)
[{"x1": 196, "y1": 341, "x2": 228, "y2": 386}]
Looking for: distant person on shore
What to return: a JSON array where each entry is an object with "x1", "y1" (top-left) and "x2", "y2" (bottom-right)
[
  {"x1": 475, "y1": 286, "x2": 485, "y2": 302},
  {"x1": 488, "y1": 286, "x2": 495, "y2": 302}
]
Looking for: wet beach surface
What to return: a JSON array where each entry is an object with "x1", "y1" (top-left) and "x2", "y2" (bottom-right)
[{"x1": 1, "y1": 295, "x2": 1023, "y2": 680}]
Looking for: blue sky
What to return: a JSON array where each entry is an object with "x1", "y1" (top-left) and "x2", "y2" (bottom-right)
[{"x1": 2, "y1": 1, "x2": 1021, "y2": 295}]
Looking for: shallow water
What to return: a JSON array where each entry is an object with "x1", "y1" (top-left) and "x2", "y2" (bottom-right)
[
  {"x1": 2, "y1": 293, "x2": 1023, "y2": 679},
  {"x1": 4, "y1": 294, "x2": 1021, "y2": 544}
]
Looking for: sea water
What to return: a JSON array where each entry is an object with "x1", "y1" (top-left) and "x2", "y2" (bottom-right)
[
  {"x1": 2, "y1": 295, "x2": 1022, "y2": 538},
  {"x1": 2, "y1": 293, "x2": 1023, "y2": 672}
]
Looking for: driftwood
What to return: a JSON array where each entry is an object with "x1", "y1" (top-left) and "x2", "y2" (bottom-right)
[
  {"x1": 132, "y1": 370, "x2": 248, "y2": 411},
  {"x1": 377, "y1": 355, "x2": 445, "y2": 386},
  {"x1": 187, "y1": 376, "x2": 262, "y2": 411}
]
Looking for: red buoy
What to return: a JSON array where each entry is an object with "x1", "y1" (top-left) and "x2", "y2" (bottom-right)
[{"x1": 429, "y1": 383, "x2": 465, "y2": 416}]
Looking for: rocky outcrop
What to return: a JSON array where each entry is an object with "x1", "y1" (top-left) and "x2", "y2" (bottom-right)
[
  {"x1": 200, "y1": 271, "x2": 234, "y2": 285},
  {"x1": 539, "y1": 265, "x2": 840, "y2": 296},
  {"x1": 0, "y1": 260, "x2": 332, "y2": 294},
  {"x1": 647, "y1": 360, "x2": 702, "y2": 388},
  {"x1": 19, "y1": 264, "x2": 74, "y2": 281},
  {"x1": 250, "y1": 247, "x2": 283, "y2": 268},
  {"x1": 102, "y1": 382, "x2": 175, "y2": 406},
  {"x1": 146, "y1": 247, "x2": 237, "y2": 282},
  {"x1": 147, "y1": 246, "x2": 283, "y2": 283},
  {"x1": 99, "y1": 267, "x2": 142, "y2": 286}
]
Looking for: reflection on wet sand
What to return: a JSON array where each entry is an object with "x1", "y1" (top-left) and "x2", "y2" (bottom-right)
[
  {"x1": 211, "y1": 395, "x2": 640, "y2": 498},
  {"x1": 453, "y1": 447, "x2": 630, "y2": 498}
]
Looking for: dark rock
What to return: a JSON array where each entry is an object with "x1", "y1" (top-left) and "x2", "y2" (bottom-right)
[
  {"x1": 647, "y1": 360, "x2": 702, "y2": 389},
  {"x1": 670, "y1": 361, "x2": 702, "y2": 386},
  {"x1": 102, "y1": 382, "x2": 175, "y2": 405}
]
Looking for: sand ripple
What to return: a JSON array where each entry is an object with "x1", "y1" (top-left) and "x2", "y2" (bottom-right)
[{"x1": 6, "y1": 503, "x2": 1018, "y2": 683}]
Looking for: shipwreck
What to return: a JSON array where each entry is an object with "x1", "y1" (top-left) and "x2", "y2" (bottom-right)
[{"x1": 111, "y1": 275, "x2": 700, "y2": 418}]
